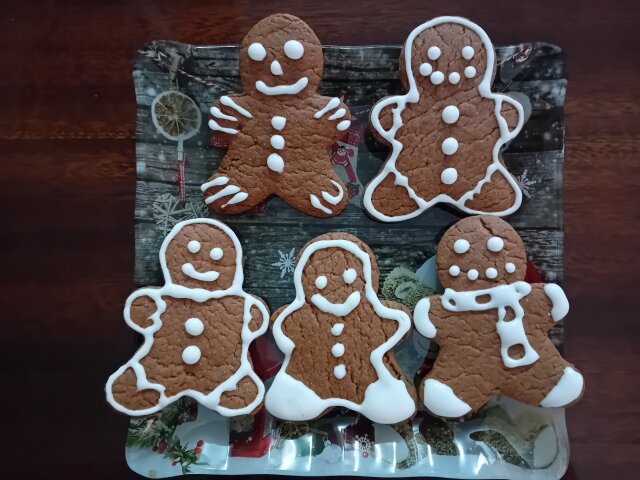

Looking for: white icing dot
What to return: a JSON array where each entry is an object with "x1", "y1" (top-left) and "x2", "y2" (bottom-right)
[
  {"x1": 505, "y1": 262, "x2": 516, "y2": 273},
  {"x1": 333, "y1": 364, "x2": 346, "y2": 379},
  {"x1": 331, "y1": 343, "x2": 345, "y2": 358},
  {"x1": 427, "y1": 46, "x2": 441, "y2": 60},
  {"x1": 430, "y1": 71, "x2": 445, "y2": 85},
  {"x1": 247, "y1": 42, "x2": 267, "y2": 61},
  {"x1": 462, "y1": 46, "x2": 475, "y2": 60},
  {"x1": 270, "y1": 134, "x2": 285, "y2": 150},
  {"x1": 442, "y1": 105, "x2": 460, "y2": 124},
  {"x1": 440, "y1": 167, "x2": 458, "y2": 185},
  {"x1": 270, "y1": 59, "x2": 283, "y2": 76},
  {"x1": 464, "y1": 66, "x2": 477, "y2": 78},
  {"x1": 182, "y1": 345, "x2": 201, "y2": 365},
  {"x1": 271, "y1": 116, "x2": 286, "y2": 130},
  {"x1": 419, "y1": 63, "x2": 433, "y2": 76},
  {"x1": 467, "y1": 269, "x2": 479, "y2": 280},
  {"x1": 331, "y1": 323, "x2": 344, "y2": 336},
  {"x1": 267, "y1": 153, "x2": 284, "y2": 173},
  {"x1": 185, "y1": 317, "x2": 205, "y2": 336},
  {"x1": 448, "y1": 72, "x2": 460, "y2": 84},
  {"x1": 449, "y1": 265, "x2": 460, "y2": 277},
  {"x1": 187, "y1": 240, "x2": 201, "y2": 253},
  {"x1": 343, "y1": 268, "x2": 357, "y2": 284},
  {"x1": 284, "y1": 40, "x2": 304, "y2": 60},
  {"x1": 315, "y1": 275, "x2": 328, "y2": 289},
  {"x1": 453, "y1": 239, "x2": 470, "y2": 254},
  {"x1": 485, "y1": 267, "x2": 498, "y2": 279},
  {"x1": 337, "y1": 120, "x2": 351, "y2": 131},
  {"x1": 441, "y1": 137, "x2": 459, "y2": 155},
  {"x1": 210, "y1": 247, "x2": 223, "y2": 260},
  {"x1": 487, "y1": 236, "x2": 505, "y2": 252}
]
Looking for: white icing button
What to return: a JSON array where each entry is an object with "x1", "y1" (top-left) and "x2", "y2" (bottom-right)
[
  {"x1": 331, "y1": 323, "x2": 344, "y2": 336},
  {"x1": 185, "y1": 317, "x2": 205, "y2": 336},
  {"x1": 331, "y1": 343, "x2": 345, "y2": 358},
  {"x1": 182, "y1": 345, "x2": 201, "y2": 365},
  {"x1": 419, "y1": 63, "x2": 433, "y2": 76},
  {"x1": 487, "y1": 236, "x2": 505, "y2": 252},
  {"x1": 247, "y1": 42, "x2": 267, "y2": 61},
  {"x1": 485, "y1": 267, "x2": 498, "y2": 279},
  {"x1": 267, "y1": 153, "x2": 284, "y2": 173},
  {"x1": 453, "y1": 239, "x2": 470, "y2": 254},
  {"x1": 467, "y1": 269, "x2": 479, "y2": 281},
  {"x1": 462, "y1": 46, "x2": 475, "y2": 60},
  {"x1": 464, "y1": 66, "x2": 477, "y2": 78},
  {"x1": 430, "y1": 71, "x2": 445, "y2": 85},
  {"x1": 315, "y1": 275, "x2": 328, "y2": 289},
  {"x1": 448, "y1": 72, "x2": 461, "y2": 84},
  {"x1": 271, "y1": 116, "x2": 286, "y2": 130},
  {"x1": 210, "y1": 247, "x2": 223, "y2": 260},
  {"x1": 333, "y1": 364, "x2": 347, "y2": 379},
  {"x1": 442, "y1": 105, "x2": 460, "y2": 124},
  {"x1": 270, "y1": 134, "x2": 285, "y2": 150},
  {"x1": 343, "y1": 268, "x2": 357, "y2": 284},
  {"x1": 187, "y1": 240, "x2": 201, "y2": 253},
  {"x1": 284, "y1": 40, "x2": 304, "y2": 60},
  {"x1": 427, "y1": 46, "x2": 441, "y2": 60},
  {"x1": 505, "y1": 262, "x2": 516, "y2": 273},
  {"x1": 449, "y1": 265, "x2": 460, "y2": 277},
  {"x1": 440, "y1": 167, "x2": 458, "y2": 185},
  {"x1": 441, "y1": 137, "x2": 459, "y2": 155},
  {"x1": 270, "y1": 59, "x2": 283, "y2": 76}
]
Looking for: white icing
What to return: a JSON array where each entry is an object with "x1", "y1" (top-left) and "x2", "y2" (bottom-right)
[
  {"x1": 449, "y1": 265, "x2": 460, "y2": 276},
  {"x1": 210, "y1": 107, "x2": 237, "y2": 122},
  {"x1": 331, "y1": 343, "x2": 345, "y2": 358},
  {"x1": 337, "y1": 120, "x2": 351, "y2": 131},
  {"x1": 270, "y1": 59, "x2": 283, "y2": 76},
  {"x1": 208, "y1": 119, "x2": 237, "y2": 135},
  {"x1": 423, "y1": 379, "x2": 471, "y2": 418},
  {"x1": 315, "y1": 97, "x2": 341, "y2": 118},
  {"x1": 271, "y1": 116, "x2": 286, "y2": 130},
  {"x1": 441, "y1": 137, "x2": 459, "y2": 155},
  {"x1": 467, "y1": 269, "x2": 479, "y2": 280},
  {"x1": 364, "y1": 16, "x2": 524, "y2": 222},
  {"x1": 419, "y1": 63, "x2": 433, "y2": 76},
  {"x1": 544, "y1": 284, "x2": 569, "y2": 321},
  {"x1": 182, "y1": 345, "x2": 201, "y2": 365},
  {"x1": 267, "y1": 153, "x2": 285, "y2": 173},
  {"x1": 343, "y1": 268, "x2": 357, "y2": 284},
  {"x1": 222, "y1": 192, "x2": 249, "y2": 208},
  {"x1": 310, "y1": 180, "x2": 344, "y2": 214},
  {"x1": 427, "y1": 46, "x2": 441, "y2": 60},
  {"x1": 485, "y1": 267, "x2": 498, "y2": 279},
  {"x1": 540, "y1": 367, "x2": 584, "y2": 408},
  {"x1": 333, "y1": 364, "x2": 346, "y2": 379},
  {"x1": 430, "y1": 71, "x2": 445, "y2": 85},
  {"x1": 182, "y1": 263, "x2": 220, "y2": 282},
  {"x1": 487, "y1": 236, "x2": 504, "y2": 252},
  {"x1": 204, "y1": 185, "x2": 241, "y2": 205},
  {"x1": 209, "y1": 247, "x2": 223, "y2": 260},
  {"x1": 185, "y1": 317, "x2": 205, "y2": 336},
  {"x1": 270, "y1": 134, "x2": 285, "y2": 150},
  {"x1": 220, "y1": 96, "x2": 253, "y2": 118},
  {"x1": 442, "y1": 105, "x2": 460, "y2": 124},
  {"x1": 265, "y1": 237, "x2": 415, "y2": 424},
  {"x1": 413, "y1": 297, "x2": 436, "y2": 338},
  {"x1": 256, "y1": 77, "x2": 308, "y2": 95},
  {"x1": 315, "y1": 275, "x2": 328, "y2": 289},
  {"x1": 462, "y1": 46, "x2": 475, "y2": 60},
  {"x1": 441, "y1": 282, "x2": 540, "y2": 368},
  {"x1": 284, "y1": 40, "x2": 304, "y2": 60},
  {"x1": 328, "y1": 108, "x2": 346, "y2": 120},
  {"x1": 105, "y1": 218, "x2": 269, "y2": 417},
  {"x1": 247, "y1": 42, "x2": 267, "y2": 61},
  {"x1": 464, "y1": 66, "x2": 477, "y2": 78},
  {"x1": 453, "y1": 239, "x2": 470, "y2": 254},
  {"x1": 440, "y1": 168, "x2": 458, "y2": 184},
  {"x1": 200, "y1": 176, "x2": 228, "y2": 192},
  {"x1": 448, "y1": 72, "x2": 460, "y2": 84},
  {"x1": 310, "y1": 195, "x2": 332, "y2": 214},
  {"x1": 505, "y1": 262, "x2": 516, "y2": 273},
  {"x1": 187, "y1": 240, "x2": 201, "y2": 254},
  {"x1": 311, "y1": 291, "x2": 361, "y2": 317}
]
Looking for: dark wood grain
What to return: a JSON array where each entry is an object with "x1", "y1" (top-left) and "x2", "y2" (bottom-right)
[{"x1": 1, "y1": 1, "x2": 638, "y2": 479}]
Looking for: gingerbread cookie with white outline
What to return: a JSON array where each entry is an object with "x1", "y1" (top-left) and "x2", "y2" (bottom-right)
[
  {"x1": 106, "y1": 219, "x2": 269, "y2": 416},
  {"x1": 364, "y1": 16, "x2": 524, "y2": 222},
  {"x1": 413, "y1": 216, "x2": 584, "y2": 418},
  {"x1": 203, "y1": 14, "x2": 351, "y2": 217}
]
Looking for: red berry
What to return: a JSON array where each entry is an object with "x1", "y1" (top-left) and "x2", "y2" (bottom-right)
[
  {"x1": 171, "y1": 461, "x2": 178, "y2": 466},
  {"x1": 196, "y1": 440, "x2": 204, "y2": 447},
  {"x1": 194, "y1": 447, "x2": 202, "y2": 455},
  {"x1": 363, "y1": 451, "x2": 369, "y2": 458}
]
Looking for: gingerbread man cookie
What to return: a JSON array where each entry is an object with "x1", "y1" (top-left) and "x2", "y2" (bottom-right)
[
  {"x1": 265, "y1": 233, "x2": 417, "y2": 424},
  {"x1": 364, "y1": 16, "x2": 524, "y2": 222},
  {"x1": 203, "y1": 14, "x2": 351, "y2": 217},
  {"x1": 105, "y1": 219, "x2": 269, "y2": 416},
  {"x1": 413, "y1": 216, "x2": 584, "y2": 418}
]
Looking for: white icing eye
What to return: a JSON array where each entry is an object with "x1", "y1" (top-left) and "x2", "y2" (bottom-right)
[
  {"x1": 440, "y1": 168, "x2": 458, "y2": 185},
  {"x1": 430, "y1": 71, "x2": 445, "y2": 85},
  {"x1": 343, "y1": 268, "x2": 357, "y2": 284},
  {"x1": 505, "y1": 262, "x2": 516, "y2": 273},
  {"x1": 419, "y1": 63, "x2": 433, "y2": 76},
  {"x1": 247, "y1": 42, "x2": 267, "y2": 61},
  {"x1": 442, "y1": 105, "x2": 460, "y2": 124},
  {"x1": 487, "y1": 236, "x2": 504, "y2": 252},
  {"x1": 453, "y1": 239, "x2": 470, "y2": 254},
  {"x1": 448, "y1": 72, "x2": 460, "y2": 84},
  {"x1": 284, "y1": 40, "x2": 304, "y2": 60},
  {"x1": 467, "y1": 269, "x2": 479, "y2": 280},
  {"x1": 185, "y1": 317, "x2": 205, "y2": 336},
  {"x1": 315, "y1": 275, "x2": 328, "y2": 289},
  {"x1": 449, "y1": 265, "x2": 460, "y2": 277},
  {"x1": 210, "y1": 247, "x2": 223, "y2": 260},
  {"x1": 187, "y1": 240, "x2": 201, "y2": 253},
  {"x1": 485, "y1": 267, "x2": 498, "y2": 279},
  {"x1": 427, "y1": 46, "x2": 441, "y2": 60},
  {"x1": 182, "y1": 345, "x2": 201, "y2": 365},
  {"x1": 441, "y1": 137, "x2": 459, "y2": 155},
  {"x1": 462, "y1": 46, "x2": 475, "y2": 60},
  {"x1": 464, "y1": 66, "x2": 477, "y2": 78}
]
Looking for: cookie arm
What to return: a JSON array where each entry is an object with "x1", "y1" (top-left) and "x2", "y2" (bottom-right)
[
  {"x1": 247, "y1": 295, "x2": 270, "y2": 333},
  {"x1": 413, "y1": 296, "x2": 438, "y2": 339},
  {"x1": 524, "y1": 283, "x2": 569, "y2": 332},
  {"x1": 209, "y1": 94, "x2": 251, "y2": 141},
  {"x1": 369, "y1": 96, "x2": 398, "y2": 142},
  {"x1": 498, "y1": 95, "x2": 524, "y2": 139},
  {"x1": 380, "y1": 300, "x2": 412, "y2": 341},
  {"x1": 126, "y1": 294, "x2": 159, "y2": 330},
  {"x1": 313, "y1": 96, "x2": 352, "y2": 139}
]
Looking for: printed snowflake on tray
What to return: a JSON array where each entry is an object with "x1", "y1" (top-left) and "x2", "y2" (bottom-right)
[
  {"x1": 153, "y1": 193, "x2": 208, "y2": 235},
  {"x1": 515, "y1": 169, "x2": 537, "y2": 198},
  {"x1": 355, "y1": 434, "x2": 374, "y2": 459},
  {"x1": 272, "y1": 248, "x2": 296, "y2": 278}
]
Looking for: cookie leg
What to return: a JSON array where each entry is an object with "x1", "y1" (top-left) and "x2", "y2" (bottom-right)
[
  {"x1": 279, "y1": 170, "x2": 348, "y2": 217},
  {"x1": 365, "y1": 171, "x2": 421, "y2": 219},
  {"x1": 201, "y1": 170, "x2": 269, "y2": 214},
  {"x1": 461, "y1": 163, "x2": 520, "y2": 215},
  {"x1": 219, "y1": 375, "x2": 261, "y2": 412},
  {"x1": 108, "y1": 368, "x2": 162, "y2": 413},
  {"x1": 540, "y1": 366, "x2": 584, "y2": 408}
]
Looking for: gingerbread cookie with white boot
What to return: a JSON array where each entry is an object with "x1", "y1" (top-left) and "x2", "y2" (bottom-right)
[
  {"x1": 203, "y1": 14, "x2": 351, "y2": 217},
  {"x1": 106, "y1": 219, "x2": 269, "y2": 416},
  {"x1": 413, "y1": 215, "x2": 584, "y2": 418},
  {"x1": 364, "y1": 16, "x2": 524, "y2": 222},
  {"x1": 265, "y1": 233, "x2": 417, "y2": 424}
]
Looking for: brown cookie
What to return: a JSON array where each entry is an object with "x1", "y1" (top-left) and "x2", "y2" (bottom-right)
[
  {"x1": 105, "y1": 219, "x2": 270, "y2": 416},
  {"x1": 364, "y1": 16, "x2": 524, "y2": 222},
  {"x1": 265, "y1": 232, "x2": 417, "y2": 424},
  {"x1": 414, "y1": 215, "x2": 584, "y2": 418},
  {"x1": 203, "y1": 14, "x2": 351, "y2": 217}
]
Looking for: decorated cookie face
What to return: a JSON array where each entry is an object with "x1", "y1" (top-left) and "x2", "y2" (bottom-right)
[
  {"x1": 163, "y1": 222, "x2": 239, "y2": 290},
  {"x1": 240, "y1": 13, "x2": 323, "y2": 98},
  {"x1": 436, "y1": 215, "x2": 526, "y2": 290}
]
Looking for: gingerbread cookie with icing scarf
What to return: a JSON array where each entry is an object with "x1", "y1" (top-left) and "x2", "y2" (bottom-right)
[
  {"x1": 413, "y1": 216, "x2": 584, "y2": 418},
  {"x1": 203, "y1": 14, "x2": 351, "y2": 217}
]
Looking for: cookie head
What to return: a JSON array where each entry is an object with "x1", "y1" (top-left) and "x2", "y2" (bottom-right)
[
  {"x1": 240, "y1": 14, "x2": 323, "y2": 98},
  {"x1": 161, "y1": 220, "x2": 240, "y2": 290},
  {"x1": 436, "y1": 215, "x2": 526, "y2": 290}
]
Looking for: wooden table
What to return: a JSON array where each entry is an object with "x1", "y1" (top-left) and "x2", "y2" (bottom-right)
[{"x1": 2, "y1": 1, "x2": 638, "y2": 478}]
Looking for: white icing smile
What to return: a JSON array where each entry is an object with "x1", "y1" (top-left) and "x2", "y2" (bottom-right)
[
  {"x1": 311, "y1": 291, "x2": 361, "y2": 317},
  {"x1": 181, "y1": 263, "x2": 220, "y2": 282},
  {"x1": 256, "y1": 77, "x2": 309, "y2": 95}
]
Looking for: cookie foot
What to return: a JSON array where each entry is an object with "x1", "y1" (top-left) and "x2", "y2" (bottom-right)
[
  {"x1": 219, "y1": 375, "x2": 261, "y2": 412},
  {"x1": 108, "y1": 368, "x2": 162, "y2": 413},
  {"x1": 423, "y1": 378, "x2": 472, "y2": 418},
  {"x1": 540, "y1": 367, "x2": 584, "y2": 408}
]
